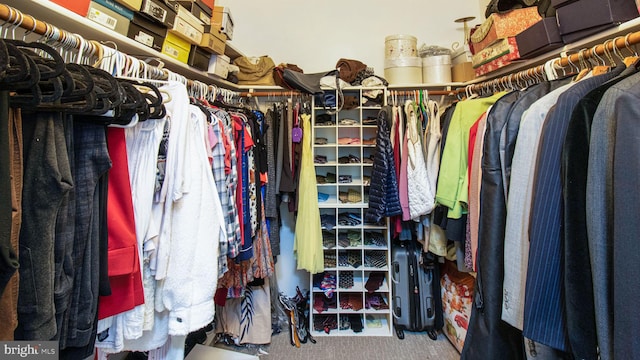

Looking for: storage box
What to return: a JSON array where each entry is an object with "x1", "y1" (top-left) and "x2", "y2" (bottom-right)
[
  {"x1": 422, "y1": 55, "x2": 451, "y2": 84},
  {"x1": 115, "y1": 0, "x2": 142, "y2": 11},
  {"x1": 86, "y1": 1, "x2": 130, "y2": 36},
  {"x1": 556, "y1": 0, "x2": 639, "y2": 43},
  {"x1": 199, "y1": 30, "x2": 226, "y2": 55},
  {"x1": 470, "y1": 7, "x2": 541, "y2": 53},
  {"x1": 208, "y1": 54, "x2": 230, "y2": 78},
  {"x1": 441, "y1": 260, "x2": 475, "y2": 353},
  {"x1": 127, "y1": 14, "x2": 166, "y2": 52},
  {"x1": 169, "y1": 7, "x2": 204, "y2": 45},
  {"x1": 451, "y1": 44, "x2": 473, "y2": 65},
  {"x1": 472, "y1": 37, "x2": 520, "y2": 68},
  {"x1": 211, "y1": 6, "x2": 233, "y2": 40},
  {"x1": 139, "y1": 0, "x2": 178, "y2": 28},
  {"x1": 94, "y1": 0, "x2": 134, "y2": 20},
  {"x1": 474, "y1": 52, "x2": 519, "y2": 77},
  {"x1": 162, "y1": 31, "x2": 191, "y2": 64},
  {"x1": 50, "y1": 0, "x2": 91, "y2": 16},
  {"x1": 200, "y1": 0, "x2": 214, "y2": 10},
  {"x1": 188, "y1": 45, "x2": 211, "y2": 71},
  {"x1": 176, "y1": 0, "x2": 212, "y2": 25},
  {"x1": 516, "y1": 17, "x2": 563, "y2": 59},
  {"x1": 452, "y1": 62, "x2": 475, "y2": 82},
  {"x1": 384, "y1": 57, "x2": 422, "y2": 84}
]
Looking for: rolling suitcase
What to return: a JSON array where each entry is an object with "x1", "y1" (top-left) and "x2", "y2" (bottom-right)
[{"x1": 391, "y1": 241, "x2": 442, "y2": 340}]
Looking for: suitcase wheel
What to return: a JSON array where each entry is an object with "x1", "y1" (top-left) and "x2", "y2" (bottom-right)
[
  {"x1": 427, "y1": 329, "x2": 438, "y2": 340},
  {"x1": 395, "y1": 326, "x2": 405, "y2": 340}
]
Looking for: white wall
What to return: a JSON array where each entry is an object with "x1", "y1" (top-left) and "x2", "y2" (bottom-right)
[{"x1": 217, "y1": 0, "x2": 485, "y2": 75}]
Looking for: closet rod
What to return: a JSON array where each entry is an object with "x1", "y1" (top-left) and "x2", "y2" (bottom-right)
[
  {"x1": 0, "y1": 4, "x2": 48, "y2": 36},
  {"x1": 390, "y1": 90, "x2": 456, "y2": 96},
  {"x1": 241, "y1": 89, "x2": 456, "y2": 98},
  {"x1": 464, "y1": 29, "x2": 640, "y2": 94},
  {"x1": 240, "y1": 91, "x2": 304, "y2": 97}
]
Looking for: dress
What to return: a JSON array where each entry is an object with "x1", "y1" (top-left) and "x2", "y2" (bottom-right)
[{"x1": 293, "y1": 113, "x2": 324, "y2": 274}]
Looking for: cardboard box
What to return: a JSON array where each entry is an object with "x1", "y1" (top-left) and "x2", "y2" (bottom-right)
[
  {"x1": 116, "y1": 0, "x2": 142, "y2": 11},
  {"x1": 200, "y1": 30, "x2": 226, "y2": 54},
  {"x1": 472, "y1": 37, "x2": 520, "y2": 68},
  {"x1": 188, "y1": 45, "x2": 211, "y2": 71},
  {"x1": 211, "y1": 6, "x2": 233, "y2": 40},
  {"x1": 127, "y1": 14, "x2": 166, "y2": 52},
  {"x1": 50, "y1": 0, "x2": 91, "y2": 16},
  {"x1": 94, "y1": 0, "x2": 134, "y2": 20},
  {"x1": 470, "y1": 7, "x2": 541, "y2": 53},
  {"x1": 176, "y1": 0, "x2": 212, "y2": 25},
  {"x1": 86, "y1": 1, "x2": 130, "y2": 36},
  {"x1": 207, "y1": 54, "x2": 229, "y2": 78},
  {"x1": 452, "y1": 62, "x2": 475, "y2": 82},
  {"x1": 556, "y1": 0, "x2": 639, "y2": 43},
  {"x1": 162, "y1": 31, "x2": 191, "y2": 64},
  {"x1": 139, "y1": 0, "x2": 178, "y2": 28},
  {"x1": 516, "y1": 17, "x2": 564, "y2": 59},
  {"x1": 176, "y1": 5, "x2": 206, "y2": 30},
  {"x1": 169, "y1": 8, "x2": 204, "y2": 45}
]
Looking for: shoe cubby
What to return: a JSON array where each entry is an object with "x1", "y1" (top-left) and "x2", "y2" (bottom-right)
[{"x1": 311, "y1": 86, "x2": 391, "y2": 336}]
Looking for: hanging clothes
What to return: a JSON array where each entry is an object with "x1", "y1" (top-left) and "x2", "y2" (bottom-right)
[
  {"x1": 524, "y1": 66, "x2": 624, "y2": 353},
  {"x1": 405, "y1": 100, "x2": 431, "y2": 220},
  {"x1": 586, "y1": 70, "x2": 640, "y2": 360},
  {"x1": 293, "y1": 113, "x2": 324, "y2": 274},
  {"x1": 0, "y1": 101, "x2": 22, "y2": 341},
  {"x1": 502, "y1": 80, "x2": 574, "y2": 331},
  {"x1": 365, "y1": 106, "x2": 401, "y2": 223},
  {"x1": 461, "y1": 90, "x2": 523, "y2": 360}
]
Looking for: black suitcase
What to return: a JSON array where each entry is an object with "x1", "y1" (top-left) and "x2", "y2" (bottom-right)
[{"x1": 391, "y1": 241, "x2": 442, "y2": 340}]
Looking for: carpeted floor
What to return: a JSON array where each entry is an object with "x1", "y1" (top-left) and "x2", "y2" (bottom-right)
[{"x1": 212, "y1": 331, "x2": 460, "y2": 360}]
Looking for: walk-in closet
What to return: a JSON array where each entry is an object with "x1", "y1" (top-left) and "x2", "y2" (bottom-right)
[{"x1": 2, "y1": 0, "x2": 640, "y2": 359}]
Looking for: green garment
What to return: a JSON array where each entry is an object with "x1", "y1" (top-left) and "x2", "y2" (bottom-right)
[
  {"x1": 435, "y1": 92, "x2": 507, "y2": 219},
  {"x1": 294, "y1": 113, "x2": 324, "y2": 273}
]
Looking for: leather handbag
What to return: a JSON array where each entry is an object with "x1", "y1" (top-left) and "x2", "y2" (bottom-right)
[{"x1": 282, "y1": 69, "x2": 339, "y2": 95}]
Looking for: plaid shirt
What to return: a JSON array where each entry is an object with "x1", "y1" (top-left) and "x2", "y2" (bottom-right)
[
  {"x1": 208, "y1": 112, "x2": 229, "y2": 276},
  {"x1": 212, "y1": 109, "x2": 241, "y2": 259}
]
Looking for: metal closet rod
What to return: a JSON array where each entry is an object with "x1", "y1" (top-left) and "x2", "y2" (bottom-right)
[{"x1": 464, "y1": 29, "x2": 640, "y2": 94}]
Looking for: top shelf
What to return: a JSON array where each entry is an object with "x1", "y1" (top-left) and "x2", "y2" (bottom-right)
[
  {"x1": 468, "y1": 16, "x2": 640, "y2": 84},
  {"x1": 7, "y1": 0, "x2": 243, "y2": 90}
]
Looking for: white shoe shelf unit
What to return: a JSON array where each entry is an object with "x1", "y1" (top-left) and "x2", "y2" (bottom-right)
[{"x1": 309, "y1": 86, "x2": 392, "y2": 337}]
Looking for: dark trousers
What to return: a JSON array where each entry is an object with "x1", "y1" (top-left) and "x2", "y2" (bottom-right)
[
  {"x1": 59, "y1": 120, "x2": 110, "y2": 358},
  {"x1": 15, "y1": 111, "x2": 73, "y2": 340}
]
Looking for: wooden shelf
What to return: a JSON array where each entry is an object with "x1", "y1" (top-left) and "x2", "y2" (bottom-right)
[{"x1": 5, "y1": 0, "x2": 242, "y2": 89}]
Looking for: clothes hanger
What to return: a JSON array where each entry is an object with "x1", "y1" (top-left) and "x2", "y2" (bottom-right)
[
  {"x1": 621, "y1": 33, "x2": 639, "y2": 67},
  {"x1": 590, "y1": 44, "x2": 610, "y2": 75}
]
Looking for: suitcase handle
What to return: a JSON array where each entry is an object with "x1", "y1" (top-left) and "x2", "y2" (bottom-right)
[
  {"x1": 391, "y1": 261, "x2": 400, "y2": 284},
  {"x1": 392, "y1": 296, "x2": 402, "y2": 319}
]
